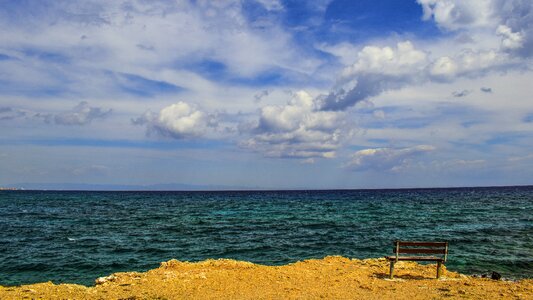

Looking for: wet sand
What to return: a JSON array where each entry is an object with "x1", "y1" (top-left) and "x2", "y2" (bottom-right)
[{"x1": 1, "y1": 256, "x2": 531, "y2": 299}]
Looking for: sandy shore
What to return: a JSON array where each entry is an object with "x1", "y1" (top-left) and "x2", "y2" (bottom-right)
[{"x1": 1, "y1": 256, "x2": 531, "y2": 299}]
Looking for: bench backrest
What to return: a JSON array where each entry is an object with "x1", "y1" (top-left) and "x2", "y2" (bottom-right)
[{"x1": 392, "y1": 241, "x2": 448, "y2": 262}]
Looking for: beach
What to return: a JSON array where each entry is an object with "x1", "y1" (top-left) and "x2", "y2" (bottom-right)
[{"x1": 1, "y1": 256, "x2": 531, "y2": 299}]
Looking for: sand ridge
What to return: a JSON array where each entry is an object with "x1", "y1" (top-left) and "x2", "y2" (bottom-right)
[{"x1": 1, "y1": 256, "x2": 531, "y2": 299}]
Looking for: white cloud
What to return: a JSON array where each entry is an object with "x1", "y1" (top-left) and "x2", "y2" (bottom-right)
[
  {"x1": 347, "y1": 145, "x2": 436, "y2": 172},
  {"x1": 342, "y1": 41, "x2": 428, "y2": 77},
  {"x1": 319, "y1": 42, "x2": 429, "y2": 111},
  {"x1": 133, "y1": 101, "x2": 212, "y2": 139},
  {"x1": 429, "y1": 47, "x2": 515, "y2": 81},
  {"x1": 242, "y1": 91, "x2": 347, "y2": 159},
  {"x1": 431, "y1": 49, "x2": 509, "y2": 81},
  {"x1": 429, "y1": 56, "x2": 458, "y2": 78},
  {"x1": 497, "y1": 25, "x2": 525, "y2": 50}
]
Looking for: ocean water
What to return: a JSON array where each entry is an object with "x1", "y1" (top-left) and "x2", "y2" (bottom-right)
[{"x1": 0, "y1": 187, "x2": 532, "y2": 286}]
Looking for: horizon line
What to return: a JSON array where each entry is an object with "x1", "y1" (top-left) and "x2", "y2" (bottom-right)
[{"x1": 2, "y1": 184, "x2": 532, "y2": 192}]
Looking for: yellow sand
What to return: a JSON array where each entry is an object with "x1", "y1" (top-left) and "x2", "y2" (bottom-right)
[{"x1": 1, "y1": 256, "x2": 531, "y2": 299}]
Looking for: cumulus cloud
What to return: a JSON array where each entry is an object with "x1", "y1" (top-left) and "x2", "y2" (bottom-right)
[
  {"x1": 429, "y1": 49, "x2": 504, "y2": 80},
  {"x1": 242, "y1": 91, "x2": 347, "y2": 159},
  {"x1": 342, "y1": 42, "x2": 428, "y2": 77},
  {"x1": 429, "y1": 56, "x2": 458, "y2": 78},
  {"x1": 346, "y1": 145, "x2": 436, "y2": 172},
  {"x1": 497, "y1": 24, "x2": 525, "y2": 50},
  {"x1": 133, "y1": 101, "x2": 214, "y2": 139},
  {"x1": 319, "y1": 41, "x2": 428, "y2": 111}
]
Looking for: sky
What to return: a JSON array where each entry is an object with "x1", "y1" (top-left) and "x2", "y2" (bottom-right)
[{"x1": 0, "y1": 0, "x2": 532, "y2": 189}]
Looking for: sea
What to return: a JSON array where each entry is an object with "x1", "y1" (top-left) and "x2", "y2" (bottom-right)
[{"x1": 1, "y1": 186, "x2": 532, "y2": 286}]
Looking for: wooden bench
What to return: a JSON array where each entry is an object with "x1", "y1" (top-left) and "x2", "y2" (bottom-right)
[{"x1": 386, "y1": 241, "x2": 448, "y2": 279}]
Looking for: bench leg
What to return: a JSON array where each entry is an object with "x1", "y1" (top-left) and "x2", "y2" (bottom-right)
[
  {"x1": 389, "y1": 261, "x2": 395, "y2": 279},
  {"x1": 437, "y1": 262, "x2": 442, "y2": 279}
]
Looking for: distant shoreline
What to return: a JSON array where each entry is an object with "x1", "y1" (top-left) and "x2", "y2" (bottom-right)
[{"x1": 1, "y1": 184, "x2": 532, "y2": 192}]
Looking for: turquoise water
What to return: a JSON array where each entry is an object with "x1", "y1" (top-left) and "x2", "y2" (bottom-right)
[{"x1": 0, "y1": 187, "x2": 532, "y2": 286}]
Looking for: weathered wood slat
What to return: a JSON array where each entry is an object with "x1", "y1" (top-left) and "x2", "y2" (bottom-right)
[
  {"x1": 393, "y1": 248, "x2": 447, "y2": 254},
  {"x1": 395, "y1": 241, "x2": 448, "y2": 247}
]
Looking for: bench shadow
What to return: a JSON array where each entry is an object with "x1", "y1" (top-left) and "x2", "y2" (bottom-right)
[{"x1": 374, "y1": 272, "x2": 432, "y2": 280}]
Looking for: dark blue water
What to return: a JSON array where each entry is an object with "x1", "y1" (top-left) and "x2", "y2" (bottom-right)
[{"x1": 1, "y1": 187, "x2": 532, "y2": 286}]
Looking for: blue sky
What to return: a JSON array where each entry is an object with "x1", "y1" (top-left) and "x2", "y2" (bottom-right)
[{"x1": 0, "y1": 0, "x2": 532, "y2": 189}]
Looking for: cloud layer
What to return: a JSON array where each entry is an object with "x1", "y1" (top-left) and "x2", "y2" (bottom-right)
[{"x1": 0, "y1": 0, "x2": 532, "y2": 188}]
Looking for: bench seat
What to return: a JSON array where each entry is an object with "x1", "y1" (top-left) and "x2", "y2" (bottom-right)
[{"x1": 387, "y1": 241, "x2": 448, "y2": 279}]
